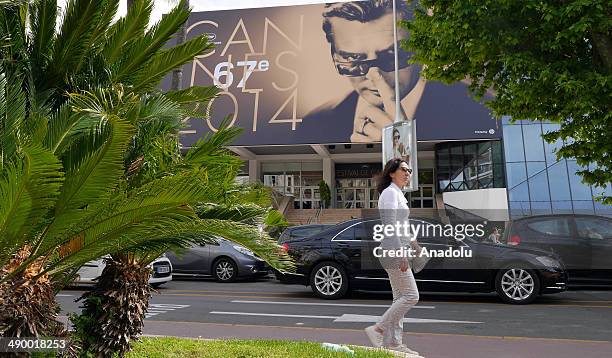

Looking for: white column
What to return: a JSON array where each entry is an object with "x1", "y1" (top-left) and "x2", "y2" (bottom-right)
[{"x1": 248, "y1": 159, "x2": 260, "y2": 183}]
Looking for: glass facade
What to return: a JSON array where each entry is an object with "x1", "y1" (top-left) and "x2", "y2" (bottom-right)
[
  {"x1": 502, "y1": 120, "x2": 612, "y2": 218},
  {"x1": 262, "y1": 162, "x2": 323, "y2": 209},
  {"x1": 435, "y1": 141, "x2": 505, "y2": 193}
]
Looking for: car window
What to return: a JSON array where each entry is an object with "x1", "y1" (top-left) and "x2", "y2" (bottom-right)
[
  {"x1": 354, "y1": 221, "x2": 378, "y2": 241},
  {"x1": 526, "y1": 218, "x2": 571, "y2": 236},
  {"x1": 575, "y1": 217, "x2": 612, "y2": 240},
  {"x1": 291, "y1": 226, "x2": 325, "y2": 239},
  {"x1": 334, "y1": 226, "x2": 355, "y2": 241}
]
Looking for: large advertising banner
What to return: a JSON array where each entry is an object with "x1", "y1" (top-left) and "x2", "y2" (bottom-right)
[{"x1": 179, "y1": 0, "x2": 501, "y2": 147}]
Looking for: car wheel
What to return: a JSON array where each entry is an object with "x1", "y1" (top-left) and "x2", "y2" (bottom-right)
[
  {"x1": 495, "y1": 267, "x2": 540, "y2": 304},
  {"x1": 310, "y1": 261, "x2": 349, "y2": 299},
  {"x1": 213, "y1": 258, "x2": 238, "y2": 282}
]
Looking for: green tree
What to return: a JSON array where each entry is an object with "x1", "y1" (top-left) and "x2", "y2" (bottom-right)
[
  {"x1": 318, "y1": 180, "x2": 331, "y2": 209},
  {"x1": 403, "y1": 0, "x2": 612, "y2": 204}
]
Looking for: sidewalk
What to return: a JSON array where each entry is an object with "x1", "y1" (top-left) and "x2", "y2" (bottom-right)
[{"x1": 142, "y1": 320, "x2": 612, "y2": 358}]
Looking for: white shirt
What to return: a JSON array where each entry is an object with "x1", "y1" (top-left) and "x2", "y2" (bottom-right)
[{"x1": 378, "y1": 182, "x2": 411, "y2": 249}]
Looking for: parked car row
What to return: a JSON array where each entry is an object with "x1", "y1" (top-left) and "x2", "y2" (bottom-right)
[
  {"x1": 278, "y1": 217, "x2": 569, "y2": 304},
  {"x1": 73, "y1": 214, "x2": 610, "y2": 305}
]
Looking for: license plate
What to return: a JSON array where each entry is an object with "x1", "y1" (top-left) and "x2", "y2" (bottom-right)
[{"x1": 156, "y1": 266, "x2": 170, "y2": 274}]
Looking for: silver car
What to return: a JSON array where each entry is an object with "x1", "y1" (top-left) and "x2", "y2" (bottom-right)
[{"x1": 166, "y1": 238, "x2": 270, "y2": 282}]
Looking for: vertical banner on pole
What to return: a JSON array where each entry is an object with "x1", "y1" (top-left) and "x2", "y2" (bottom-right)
[{"x1": 382, "y1": 120, "x2": 418, "y2": 192}]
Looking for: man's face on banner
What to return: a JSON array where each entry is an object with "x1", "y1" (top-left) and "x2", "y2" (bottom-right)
[{"x1": 329, "y1": 10, "x2": 418, "y2": 108}]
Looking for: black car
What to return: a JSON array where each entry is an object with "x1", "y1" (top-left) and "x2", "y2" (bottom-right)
[
  {"x1": 503, "y1": 214, "x2": 612, "y2": 287},
  {"x1": 278, "y1": 224, "x2": 334, "y2": 244},
  {"x1": 278, "y1": 218, "x2": 568, "y2": 304}
]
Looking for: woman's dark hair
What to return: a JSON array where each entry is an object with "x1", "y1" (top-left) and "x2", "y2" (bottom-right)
[{"x1": 377, "y1": 158, "x2": 408, "y2": 194}]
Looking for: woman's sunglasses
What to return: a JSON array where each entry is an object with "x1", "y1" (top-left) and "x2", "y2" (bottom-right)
[{"x1": 399, "y1": 167, "x2": 413, "y2": 174}]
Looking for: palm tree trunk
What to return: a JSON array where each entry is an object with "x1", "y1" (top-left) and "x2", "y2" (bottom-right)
[
  {"x1": 72, "y1": 256, "x2": 152, "y2": 358},
  {"x1": 0, "y1": 246, "x2": 68, "y2": 345}
]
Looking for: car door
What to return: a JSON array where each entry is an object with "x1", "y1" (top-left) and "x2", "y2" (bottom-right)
[
  {"x1": 522, "y1": 216, "x2": 590, "y2": 280},
  {"x1": 411, "y1": 219, "x2": 488, "y2": 291},
  {"x1": 331, "y1": 223, "x2": 362, "y2": 274},
  {"x1": 574, "y1": 216, "x2": 612, "y2": 285},
  {"x1": 167, "y1": 243, "x2": 210, "y2": 274},
  {"x1": 355, "y1": 220, "x2": 386, "y2": 278}
]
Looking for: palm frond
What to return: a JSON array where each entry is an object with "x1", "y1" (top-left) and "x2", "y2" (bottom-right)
[
  {"x1": 226, "y1": 182, "x2": 274, "y2": 208},
  {"x1": 195, "y1": 203, "x2": 269, "y2": 224},
  {"x1": 51, "y1": 0, "x2": 104, "y2": 77},
  {"x1": 45, "y1": 113, "x2": 133, "y2": 241},
  {"x1": 0, "y1": 72, "x2": 26, "y2": 162},
  {"x1": 29, "y1": 0, "x2": 57, "y2": 69},
  {"x1": 264, "y1": 209, "x2": 289, "y2": 229},
  {"x1": 41, "y1": 170, "x2": 231, "y2": 274},
  {"x1": 0, "y1": 145, "x2": 63, "y2": 267},
  {"x1": 182, "y1": 124, "x2": 243, "y2": 168},
  {"x1": 0, "y1": 4, "x2": 27, "y2": 58},
  {"x1": 164, "y1": 85, "x2": 219, "y2": 118},
  {"x1": 102, "y1": 0, "x2": 152, "y2": 63},
  {"x1": 131, "y1": 35, "x2": 213, "y2": 93},
  {"x1": 40, "y1": 170, "x2": 223, "y2": 255},
  {"x1": 43, "y1": 101, "x2": 92, "y2": 155},
  {"x1": 90, "y1": 0, "x2": 119, "y2": 47},
  {"x1": 114, "y1": 0, "x2": 190, "y2": 82}
]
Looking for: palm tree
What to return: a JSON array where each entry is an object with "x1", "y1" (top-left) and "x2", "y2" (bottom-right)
[{"x1": 1, "y1": 1, "x2": 293, "y2": 355}]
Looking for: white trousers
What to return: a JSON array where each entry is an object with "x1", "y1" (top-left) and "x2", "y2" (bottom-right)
[{"x1": 378, "y1": 258, "x2": 420, "y2": 346}]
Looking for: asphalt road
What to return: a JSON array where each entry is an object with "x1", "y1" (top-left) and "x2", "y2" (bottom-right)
[{"x1": 58, "y1": 275, "x2": 612, "y2": 357}]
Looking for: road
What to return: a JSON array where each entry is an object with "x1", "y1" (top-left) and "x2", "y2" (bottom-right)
[{"x1": 58, "y1": 276, "x2": 612, "y2": 357}]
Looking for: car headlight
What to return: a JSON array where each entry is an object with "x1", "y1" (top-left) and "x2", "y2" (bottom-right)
[
  {"x1": 536, "y1": 256, "x2": 561, "y2": 268},
  {"x1": 233, "y1": 245, "x2": 255, "y2": 257}
]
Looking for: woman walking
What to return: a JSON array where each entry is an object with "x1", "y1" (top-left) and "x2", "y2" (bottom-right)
[{"x1": 365, "y1": 158, "x2": 421, "y2": 356}]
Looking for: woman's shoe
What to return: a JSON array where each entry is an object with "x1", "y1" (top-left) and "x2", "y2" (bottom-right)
[
  {"x1": 364, "y1": 325, "x2": 383, "y2": 347},
  {"x1": 385, "y1": 344, "x2": 420, "y2": 356}
]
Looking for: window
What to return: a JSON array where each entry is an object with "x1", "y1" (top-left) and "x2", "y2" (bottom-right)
[
  {"x1": 522, "y1": 123, "x2": 545, "y2": 162},
  {"x1": 575, "y1": 217, "x2": 612, "y2": 240},
  {"x1": 334, "y1": 226, "x2": 355, "y2": 241},
  {"x1": 436, "y1": 141, "x2": 505, "y2": 193},
  {"x1": 291, "y1": 226, "x2": 325, "y2": 239},
  {"x1": 502, "y1": 125, "x2": 524, "y2": 162},
  {"x1": 502, "y1": 121, "x2": 611, "y2": 219},
  {"x1": 526, "y1": 218, "x2": 571, "y2": 236},
  {"x1": 354, "y1": 221, "x2": 377, "y2": 241}
]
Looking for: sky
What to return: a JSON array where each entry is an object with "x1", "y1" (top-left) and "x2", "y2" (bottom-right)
[{"x1": 57, "y1": 0, "x2": 352, "y2": 25}]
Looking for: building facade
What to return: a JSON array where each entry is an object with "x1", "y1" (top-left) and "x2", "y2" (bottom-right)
[{"x1": 178, "y1": 1, "x2": 611, "y2": 219}]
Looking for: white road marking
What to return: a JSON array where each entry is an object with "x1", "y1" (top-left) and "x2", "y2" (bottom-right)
[
  {"x1": 145, "y1": 303, "x2": 190, "y2": 318},
  {"x1": 210, "y1": 311, "x2": 338, "y2": 320},
  {"x1": 57, "y1": 294, "x2": 73, "y2": 297},
  {"x1": 334, "y1": 313, "x2": 482, "y2": 324},
  {"x1": 209, "y1": 311, "x2": 482, "y2": 324},
  {"x1": 230, "y1": 300, "x2": 435, "y2": 309}
]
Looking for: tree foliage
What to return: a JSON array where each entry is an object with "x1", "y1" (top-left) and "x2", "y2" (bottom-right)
[{"x1": 403, "y1": 0, "x2": 612, "y2": 203}]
